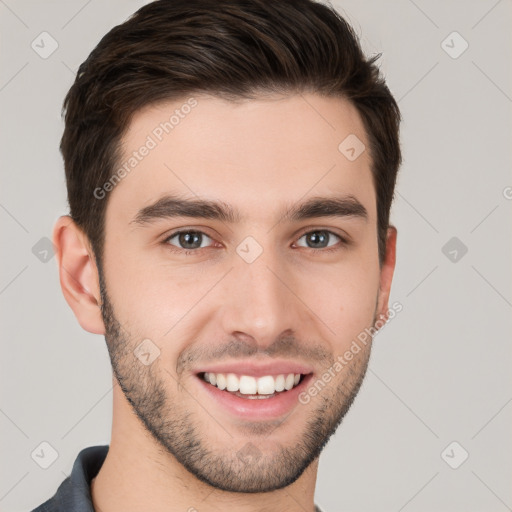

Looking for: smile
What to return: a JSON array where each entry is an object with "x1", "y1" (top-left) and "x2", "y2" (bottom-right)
[
  {"x1": 201, "y1": 372, "x2": 305, "y2": 398},
  {"x1": 196, "y1": 370, "x2": 314, "y2": 420}
]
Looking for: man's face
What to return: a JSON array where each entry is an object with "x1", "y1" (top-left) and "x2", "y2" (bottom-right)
[{"x1": 98, "y1": 93, "x2": 387, "y2": 492}]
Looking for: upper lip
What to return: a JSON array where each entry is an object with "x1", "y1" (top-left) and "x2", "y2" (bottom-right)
[{"x1": 195, "y1": 360, "x2": 314, "y2": 378}]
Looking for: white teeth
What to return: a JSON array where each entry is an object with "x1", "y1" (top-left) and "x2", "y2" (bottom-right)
[
  {"x1": 216, "y1": 373, "x2": 226, "y2": 390},
  {"x1": 226, "y1": 373, "x2": 239, "y2": 392},
  {"x1": 275, "y1": 374, "x2": 285, "y2": 392},
  {"x1": 239, "y1": 375, "x2": 257, "y2": 394},
  {"x1": 257, "y1": 375, "x2": 275, "y2": 395},
  {"x1": 201, "y1": 371, "x2": 303, "y2": 395},
  {"x1": 284, "y1": 373, "x2": 295, "y2": 390}
]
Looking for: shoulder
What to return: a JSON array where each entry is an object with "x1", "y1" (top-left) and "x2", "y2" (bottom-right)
[{"x1": 29, "y1": 445, "x2": 109, "y2": 512}]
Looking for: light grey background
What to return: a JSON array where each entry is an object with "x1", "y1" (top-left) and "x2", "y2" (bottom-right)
[{"x1": 1, "y1": 1, "x2": 511, "y2": 511}]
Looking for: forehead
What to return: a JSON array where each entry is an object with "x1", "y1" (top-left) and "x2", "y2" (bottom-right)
[{"x1": 106, "y1": 93, "x2": 376, "y2": 226}]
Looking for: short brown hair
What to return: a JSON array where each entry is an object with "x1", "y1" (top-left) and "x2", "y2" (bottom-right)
[{"x1": 60, "y1": 0, "x2": 401, "y2": 268}]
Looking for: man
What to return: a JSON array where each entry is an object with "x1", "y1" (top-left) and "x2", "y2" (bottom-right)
[{"x1": 33, "y1": 0, "x2": 401, "y2": 510}]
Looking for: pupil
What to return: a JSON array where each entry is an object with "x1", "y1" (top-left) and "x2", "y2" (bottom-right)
[
  {"x1": 308, "y1": 231, "x2": 328, "y2": 248},
  {"x1": 180, "y1": 231, "x2": 201, "y2": 249}
]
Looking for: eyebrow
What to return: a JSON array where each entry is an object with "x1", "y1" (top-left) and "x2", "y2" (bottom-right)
[{"x1": 130, "y1": 193, "x2": 368, "y2": 226}]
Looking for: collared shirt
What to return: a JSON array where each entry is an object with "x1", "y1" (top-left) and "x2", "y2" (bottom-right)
[
  {"x1": 31, "y1": 445, "x2": 108, "y2": 512},
  {"x1": 31, "y1": 445, "x2": 324, "y2": 512}
]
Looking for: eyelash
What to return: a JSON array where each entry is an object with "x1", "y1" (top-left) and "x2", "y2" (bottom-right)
[{"x1": 162, "y1": 228, "x2": 349, "y2": 256}]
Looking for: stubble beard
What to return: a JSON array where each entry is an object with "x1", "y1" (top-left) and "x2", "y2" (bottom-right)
[{"x1": 98, "y1": 270, "x2": 374, "y2": 493}]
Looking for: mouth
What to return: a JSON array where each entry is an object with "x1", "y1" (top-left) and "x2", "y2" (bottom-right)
[
  {"x1": 195, "y1": 370, "x2": 314, "y2": 420},
  {"x1": 199, "y1": 371, "x2": 307, "y2": 398}
]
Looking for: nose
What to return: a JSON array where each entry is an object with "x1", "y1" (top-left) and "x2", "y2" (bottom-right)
[{"x1": 217, "y1": 244, "x2": 305, "y2": 351}]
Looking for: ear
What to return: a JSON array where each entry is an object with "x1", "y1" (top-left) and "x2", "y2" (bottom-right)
[
  {"x1": 52, "y1": 215, "x2": 105, "y2": 335},
  {"x1": 375, "y1": 226, "x2": 397, "y2": 327}
]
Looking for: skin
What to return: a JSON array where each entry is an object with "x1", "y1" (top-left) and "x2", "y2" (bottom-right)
[{"x1": 53, "y1": 92, "x2": 397, "y2": 512}]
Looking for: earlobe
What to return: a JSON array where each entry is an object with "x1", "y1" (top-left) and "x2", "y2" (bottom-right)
[
  {"x1": 375, "y1": 225, "x2": 397, "y2": 325},
  {"x1": 52, "y1": 215, "x2": 105, "y2": 335}
]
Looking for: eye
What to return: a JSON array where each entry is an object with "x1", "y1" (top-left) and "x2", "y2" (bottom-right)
[
  {"x1": 162, "y1": 228, "x2": 348, "y2": 256},
  {"x1": 295, "y1": 229, "x2": 347, "y2": 252},
  {"x1": 164, "y1": 230, "x2": 214, "y2": 252}
]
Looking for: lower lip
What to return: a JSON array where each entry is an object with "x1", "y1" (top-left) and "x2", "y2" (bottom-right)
[{"x1": 196, "y1": 373, "x2": 313, "y2": 421}]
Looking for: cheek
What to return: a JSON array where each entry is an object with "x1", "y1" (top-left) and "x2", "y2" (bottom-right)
[
  {"x1": 101, "y1": 241, "x2": 171, "y2": 333},
  {"x1": 104, "y1": 245, "x2": 220, "y2": 346},
  {"x1": 299, "y1": 253, "x2": 380, "y2": 349}
]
